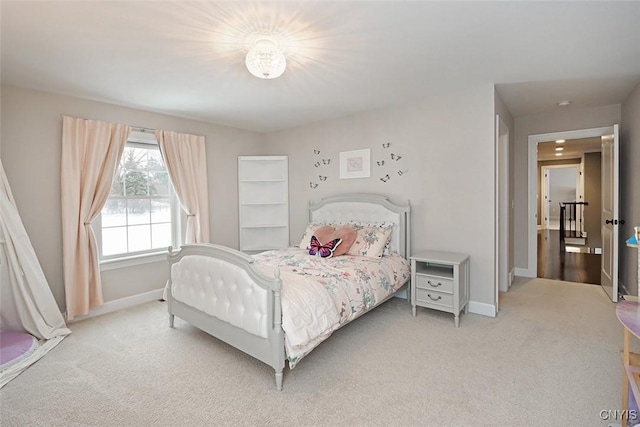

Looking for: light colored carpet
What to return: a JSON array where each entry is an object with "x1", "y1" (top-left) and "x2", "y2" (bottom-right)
[{"x1": 0, "y1": 277, "x2": 629, "y2": 426}]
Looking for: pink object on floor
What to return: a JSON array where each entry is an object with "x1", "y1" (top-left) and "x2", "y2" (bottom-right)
[{"x1": 0, "y1": 332, "x2": 37, "y2": 369}]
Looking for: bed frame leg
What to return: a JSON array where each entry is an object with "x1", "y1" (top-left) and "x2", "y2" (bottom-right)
[
  {"x1": 169, "y1": 314, "x2": 175, "y2": 328},
  {"x1": 275, "y1": 370, "x2": 283, "y2": 391}
]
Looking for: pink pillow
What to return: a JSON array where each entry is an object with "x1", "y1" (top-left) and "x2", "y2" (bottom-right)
[{"x1": 313, "y1": 225, "x2": 357, "y2": 257}]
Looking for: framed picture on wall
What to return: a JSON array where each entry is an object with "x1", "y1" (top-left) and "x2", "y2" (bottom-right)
[{"x1": 339, "y1": 149, "x2": 371, "y2": 179}]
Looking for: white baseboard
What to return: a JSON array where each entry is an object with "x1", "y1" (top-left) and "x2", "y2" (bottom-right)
[
  {"x1": 515, "y1": 267, "x2": 535, "y2": 278},
  {"x1": 468, "y1": 300, "x2": 496, "y2": 318},
  {"x1": 68, "y1": 288, "x2": 164, "y2": 323}
]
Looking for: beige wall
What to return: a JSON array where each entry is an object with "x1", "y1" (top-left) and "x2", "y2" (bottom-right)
[
  {"x1": 513, "y1": 104, "x2": 621, "y2": 271},
  {"x1": 264, "y1": 85, "x2": 498, "y2": 310},
  {"x1": 583, "y1": 152, "x2": 602, "y2": 248},
  {"x1": 1, "y1": 84, "x2": 498, "y2": 314},
  {"x1": 621, "y1": 83, "x2": 640, "y2": 295},
  {"x1": 0, "y1": 85, "x2": 262, "y2": 311},
  {"x1": 3, "y1": 80, "x2": 636, "y2": 314}
]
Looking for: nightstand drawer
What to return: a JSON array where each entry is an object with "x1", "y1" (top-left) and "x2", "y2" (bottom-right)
[
  {"x1": 415, "y1": 288, "x2": 453, "y2": 307},
  {"x1": 415, "y1": 274, "x2": 454, "y2": 293}
]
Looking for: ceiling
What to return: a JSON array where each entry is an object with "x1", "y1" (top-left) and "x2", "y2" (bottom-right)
[
  {"x1": 2, "y1": 1, "x2": 639, "y2": 133},
  {"x1": 537, "y1": 137, "x2": 602, "y2": 162}
]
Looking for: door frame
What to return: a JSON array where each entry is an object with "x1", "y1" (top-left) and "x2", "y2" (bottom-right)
[
  {"x1": 526, "y1": 126, "x2": 613, "y2": 277},
  {"x1": 540, "y1": 164, "x2": 581, "y2": 230},
  {"x1": 495, "y1": 115, "x2": 510, "y2": 310}
]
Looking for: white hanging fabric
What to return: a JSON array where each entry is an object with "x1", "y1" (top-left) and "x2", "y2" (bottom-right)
[{"x1": 0, "y1": 159, "x2": 71, "y2": 388}]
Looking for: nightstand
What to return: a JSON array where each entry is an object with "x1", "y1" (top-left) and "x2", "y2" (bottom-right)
[{"x1": 410, "y1": 250, "x2": 470, "y2": 327}]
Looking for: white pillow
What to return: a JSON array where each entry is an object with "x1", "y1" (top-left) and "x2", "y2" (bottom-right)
[
  {"x1": 346, "y1": 224, "x2": 393, "y2": 259},
  {"x1": 298, "y1": 222, "x2": 324, "y2": 249}
]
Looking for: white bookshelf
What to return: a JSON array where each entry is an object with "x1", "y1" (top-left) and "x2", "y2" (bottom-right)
[{"x1": 238, "y1": 156, "x2": 289, "y2": 253}]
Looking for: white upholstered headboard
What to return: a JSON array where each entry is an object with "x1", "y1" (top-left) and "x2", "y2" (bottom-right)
[{"x1": 309, "y1": 193, "x2": 411, "y2": 259}]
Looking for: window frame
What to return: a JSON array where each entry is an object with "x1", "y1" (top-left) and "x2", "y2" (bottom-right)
[{"x1": 95, "y1": 132, "x2": 182, "y2": 270}]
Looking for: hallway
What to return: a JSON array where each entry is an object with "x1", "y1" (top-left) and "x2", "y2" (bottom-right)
[{"x1": 537, "y1": 229, "x2": 601, "y2": 284}]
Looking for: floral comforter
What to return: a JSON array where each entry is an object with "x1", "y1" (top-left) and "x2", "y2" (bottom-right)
[{"x1": 253, "y1": 247, "x2": 410, "y2": 367}]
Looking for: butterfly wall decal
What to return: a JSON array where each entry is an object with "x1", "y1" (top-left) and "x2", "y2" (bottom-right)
[
  {"x1": 377, "y1": 160, "x2": 385, "y2": 166},
  {"x1": 309, "y1": 182, "x2": 318, "y2": 189},
  {"x1": 319, "y1": 175, "x2": 327, "y2": 181},
  {"x1": 380, "y1": 174, "x2": 390, "y2": 183},
  {"x1": 397, "y1": 169, "x2": 408, "y2": 176},
  {"x1": 391, "y1": 153, "x2": 402, "y2": 161},
  {"x1": 308, "y1": 235, "x2": 342, "y2": 258},
  {"x1": 314, "y1": 149, "x2": 320, "y2": 155},
  {"x1": 382, "y1": 143, "x2": 391, "y2": 149},
  {"x1": 322, "y1": 158, "x2": 331, "y2": 165},
  {"x1": 314, "y1": 161, "x2": 321, "y2": 168}
]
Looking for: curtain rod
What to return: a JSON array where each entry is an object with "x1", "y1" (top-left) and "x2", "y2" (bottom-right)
[
  {"x1": 60, "y1": 115, "x2": 156, "y2": 133},
  {"x1": 130, "y1": 126, "x2": 156, "y2": 134}
]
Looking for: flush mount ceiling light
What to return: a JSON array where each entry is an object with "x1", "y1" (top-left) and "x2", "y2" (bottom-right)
[
  {"x1": 245, "y1": 36, "x2": 286, "y2": 79},
  {"x1": 555, "y1": 147, "x2": 564, "y2": 151},
  {"x1": 557, "y1": 100, "x2": 571, "y2": 107},
  {"x1": 555, "y1": 139, "x2": 565, "y2": 144}
]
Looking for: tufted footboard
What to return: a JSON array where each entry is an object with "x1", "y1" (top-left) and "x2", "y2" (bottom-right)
[{"x1": 166, "y1": 244, "x2": 285, "y2": 390}]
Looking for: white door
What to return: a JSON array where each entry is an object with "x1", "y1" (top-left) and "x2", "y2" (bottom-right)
[
  {"x1": 543, "y1": 165, "x2": 578, "y2": 231},
  {"x1": 577, "y1": 160, "x2": 585, "y2": 235},
  {"x1": 543, "y1": 170, "x2": 550, "y2": 229},
  {"x1": 600, "y1": 125, "x2": 619, "y2": 302}
]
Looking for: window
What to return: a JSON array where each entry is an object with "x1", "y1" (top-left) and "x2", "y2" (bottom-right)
[{"x1": 97, "y1": 136, "x2": 179, "y2": 263}]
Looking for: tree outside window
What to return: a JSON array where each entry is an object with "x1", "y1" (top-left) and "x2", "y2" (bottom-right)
[{"x1": 100, "y1": 143, "x2": 176, "y2": 258}]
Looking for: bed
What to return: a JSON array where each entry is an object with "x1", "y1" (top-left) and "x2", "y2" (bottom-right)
[{"x1": 166, "y1": 193, "x2": 411, "y2": 390}]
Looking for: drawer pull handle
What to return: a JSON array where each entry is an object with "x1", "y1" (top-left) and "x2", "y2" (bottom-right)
[
  {"x1": 427, "y1": 294, "x2": 442, "y2": 301},
  {"x1": 427, "y1": 280, "x2": 442, "y2": 287}
]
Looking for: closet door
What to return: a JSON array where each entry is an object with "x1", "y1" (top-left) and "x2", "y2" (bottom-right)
[{"x1": 238, "y1": 156, "x2": 289, "y2": 253}]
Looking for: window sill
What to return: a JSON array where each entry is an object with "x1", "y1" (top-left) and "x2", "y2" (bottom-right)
[{"x1": 100, "y1": 251, "x2": 168, "y2": 271}]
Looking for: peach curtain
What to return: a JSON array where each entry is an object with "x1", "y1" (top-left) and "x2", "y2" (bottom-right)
[
  {"x1": 156, "y1": 130, "x2": 210, "y2": 244},
  {"x1": 61, "y1": 116, "x2": 129, "y2": 320}
]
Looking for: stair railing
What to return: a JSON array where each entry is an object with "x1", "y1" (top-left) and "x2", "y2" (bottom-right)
[{"x1": 559, "y1": 201, "x2": 588, "y2": 251}]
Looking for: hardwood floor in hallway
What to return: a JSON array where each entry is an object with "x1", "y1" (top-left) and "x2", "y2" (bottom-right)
[{"x1": 537, "y1": 229, "x2": 601, "y2": 284}]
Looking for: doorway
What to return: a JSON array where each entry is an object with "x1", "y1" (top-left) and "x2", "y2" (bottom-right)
[
  {"x1": 528, "y1": 127, "x2": 617, "y2": 292},
  {"x1": 541, "y1": 164, "x2": 580, "y2": 231},
  {"x1": 537, "y1": 151, "x2": 600, "y2": 284}
]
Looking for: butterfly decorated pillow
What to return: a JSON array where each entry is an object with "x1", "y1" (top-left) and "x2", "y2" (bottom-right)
[
  {"x1": 313, "y1": 225, "x2": 357, "y2": 257},
  {"x1": 299, "y1": 223, "x2": 356, "y2": 251},
  {"x1": 308, "y1": 235, "x2": 342, "y2": 258}
]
